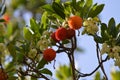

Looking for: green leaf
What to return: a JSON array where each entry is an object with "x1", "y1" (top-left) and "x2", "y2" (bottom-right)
[
  {"x1": 40, "y1": 12, "x2": 49, "y2": 31},
  {"x1": 0, "y1": 19, "x2": 5, "y2": 22},
  {"x1": 5, "y1": 62, "x2": 15, "y2": 72},
  {"x1": 108, "y1": 18, "x2": 117, "y2": 38},
  {"x1": 31, "y1": 77, "x2": 37, "y2": 80},
  {"x1": 6, "y1": 23, "x2": 13, "y2": 38},
  {"x1": 40, "y1": 68, "x2": 52, "y2": 76},
  {"x1": 77, "y1": 0, "x2": 85, "y2": 8},
  {"x1": 71, "y1": 0, "x2": 76, "y2": 11},
  {"x1": 94, "y1": 72, "x2": 101, "y2": 80},
  {"x1": 82, "y1": 0, "x2": 93, "y2": 18},
  {"x1": 52, "y1": 2, "x2": 65, "y2": 19},
  {"x1": 0, "y1": 36, "x2": 4, "y2": 43},
  {"x1": 88, "y1": 4, "x2": 104, "y2": 18},
  {"x1": 8, "y1": 76, "x2": 18, "y2": 80},
  {"x1": 74, "y1": 0, "x2": 85, "y2": 16},
  {"x1": 77, "y1": 0, "x2": 85, "y2": 10},
  {"x1": 93, "y1": 35, "x2": 104, "y2": 43},
  {"x1": 42, "y1": 4, "x2": 54, "y2": 13},
  {"x1": 116, "y1": 23, "x2": 120, "y2": 34},
  {"x1": 116, "y1": 34, "x2": 120, "y2": 45},
  {"x1": 30, "y1": 18, "x2": 39, "y2": 33},
  {"x1": 37, "y1": 58, "x2": 48, "y2": 69},
  {"x1": 23, "y1": 27, "x2": 33, "y2": 40},
  {"x1": 101, "y1": 23, "x2": 109, "y2": 41},
  {"x1": 63, "y1": 1, "x2": 72, "y2": 17},
  {"x1": 54, "y1": 0, "x2": 61, "y2": 3},
  {"x1": 116, "y1": 23, "x2": 120, "y2": 30},
  {"x1": 7, "y1": 42, "x2": 16, "y2": 57},
  {"x1": 56, "y1": 65, "x2": 72, "y2": 80},
  {"x1": 62, "y1": 39, "x2": 70, "y2": 44},
  {"x1": 111, "y1": 71, "x2": 120, "y2": 80},
  {"x1": 16, "y1": 53, "x2": 24, "y2": 63},
  {"x1": 51, "y1": 25, "x2": 58, "y2": 29}
]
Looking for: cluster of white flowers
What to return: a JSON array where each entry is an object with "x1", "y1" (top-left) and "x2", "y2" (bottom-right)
[
  {"x1": 101, "y1": 43, "x2": 120, "y2": 67},
  {"x1": 28, "y1": 48, "x2": 37, "y2": 58},
  {"x1": 37, "y1": 31, "x2": 52, "y2": 51},
  {"x1": 83, "y1": 17, "x2": 99, "y2": 35}
]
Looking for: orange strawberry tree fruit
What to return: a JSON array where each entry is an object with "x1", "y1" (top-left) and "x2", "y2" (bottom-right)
[{"x1": 0, "y1": 0, "x2": 120, "y2": 80}]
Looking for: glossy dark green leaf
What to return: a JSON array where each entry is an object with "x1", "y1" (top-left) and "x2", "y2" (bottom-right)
[
  {"x1": 0, "y1": 36, "x2": 4, "y2": 43},
  {"x1": 88, "y1": 4, "x2": 104, "y2": 18},
  {"x1": 54, "y1": 0, "x2": 61, "y2": 3},
  {"x1": 37, "y1": 58, "x2": 48, "y2": 69},
  {"x1": 111, "y1": 71, "x2": 120, "y2": 80},
  {"x1": 16, "y1": 53, "x2": 24, "y2": 63},
  {"x1": 51, "y1": 25, "x2": 58, "y2": 29},
  {"x1": 116, "y1": 34, "x2": 120, "y2": 45},
  {"x1": 63, "y1": 1, "x2": 72, "y2": 17},
  {"x1": 30, "y1": 18, "x2": 39, "y2": 33},
  {"x1": 23, "y1": 27, "x2": 33, "y2": 40},
  {"x1": 6, "y1": 24, "x2": 13, "y2": 38},
  {"x1": 5, "y1": 62, "x2": 15, "y2": 72},
  {"x1": 94, "y1": 72, "x2": 101, "y2": 80},
  {"x1": 93, "y1": 35, "x2": 104, "y2": 43},
  {"x1": 116, "y1": 23, "x2": 120, "y2": 30},
  {"x1": 82, "y1": 0, "x2": 93, "y2": 18},
  {"x1": 7, "y1": 42, "x2": 16, "y2": 57},
  {"x1": 116, "y1": 23, "x2": 120, "y2": 34},
  {"x1": 40, "y1": 68, "x2": 52, "y2": 76},
  {"x1": 31, "y1": 77, "x2": 37, "y2": 80},
  {"x1": 40, "y1": 12, "x2": 49, "y2": 30},
  {"x1": 8, "y1": 76, "x2": 18, "y2": 80},
  {"x1": 52, "y1": 2, "x2": 65, "y2": 19},
  {"x1": 72, "y1": 0, "x2": 76, "y2": 5},
  {"x1": 78, "y1": 0, "x2": 85, "y2": 7},
  {"x1": 75, "y1": 0, "x2": 85, "y2": 16},
  {"x1": 62, "y1": 39, "x2": 70, "y2": 44},
  {"x1": 108, "y1": 18, "x2": 117, "y2": 38},
  {"x1": 77, "y1": 0, "x2": 85, "y2": 10},
  {"x1": 56, "y1": 65, "x2": 72, "y2": 80},
  {"x1": 42, "y1": 4, "x2": 54, "y2": 13},
  {"x1": 0, "y1": 19, "x2": 5, "y2": 22},
  {"x1": 101, "y1": 23, "x2": 109, "y2": 41},
  {"x1": 71, "y1": 0, "x2": 76, "y2": 11}
]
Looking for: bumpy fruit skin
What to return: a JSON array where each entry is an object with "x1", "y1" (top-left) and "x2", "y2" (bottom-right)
[
  {"x1": 67, "y1": 28, "x2": 75, "y2": 39},
  {"x1": 51, "y1": 32, "x2": 59, "y2": 42},
  {"x1": 43, "y1": 48, "x2": 56, "y2": 61},
  {"x1": 0, "y1": 69, "x2": 8, "y2": 80},
  {"x1": 68, "y1": 15, "x2": 83, "y2": 30},
  {"x1": 55, "y1": 27, "x2": 67, "y2": 40}
]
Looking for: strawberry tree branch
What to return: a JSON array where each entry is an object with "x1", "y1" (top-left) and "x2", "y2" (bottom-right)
[
  {"x1": 77, "y1": 55, "x2": 109, "y2": 78},
  {"x1": 96, "y1": 43, "x2": 108, "y2": 80}
]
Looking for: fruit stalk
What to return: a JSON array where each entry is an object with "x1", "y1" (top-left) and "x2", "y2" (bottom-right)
[{"x1": 67, "y1": 36, "x2": 77, "y2": 80}]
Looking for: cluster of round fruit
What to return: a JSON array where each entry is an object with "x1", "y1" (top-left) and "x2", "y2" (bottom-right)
[
  {"x1": 0, "y1": 68, "x2": 8, "y2": 80},
  {"x1": 51, "y1": 27, "x2": 75, "y2": 42},
  {"x1": 101, "y1": 43, "x2": 120, "y2": 67},
  {"x1": 43, "y1": 15, "x2": 83, "y2": 62}
]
